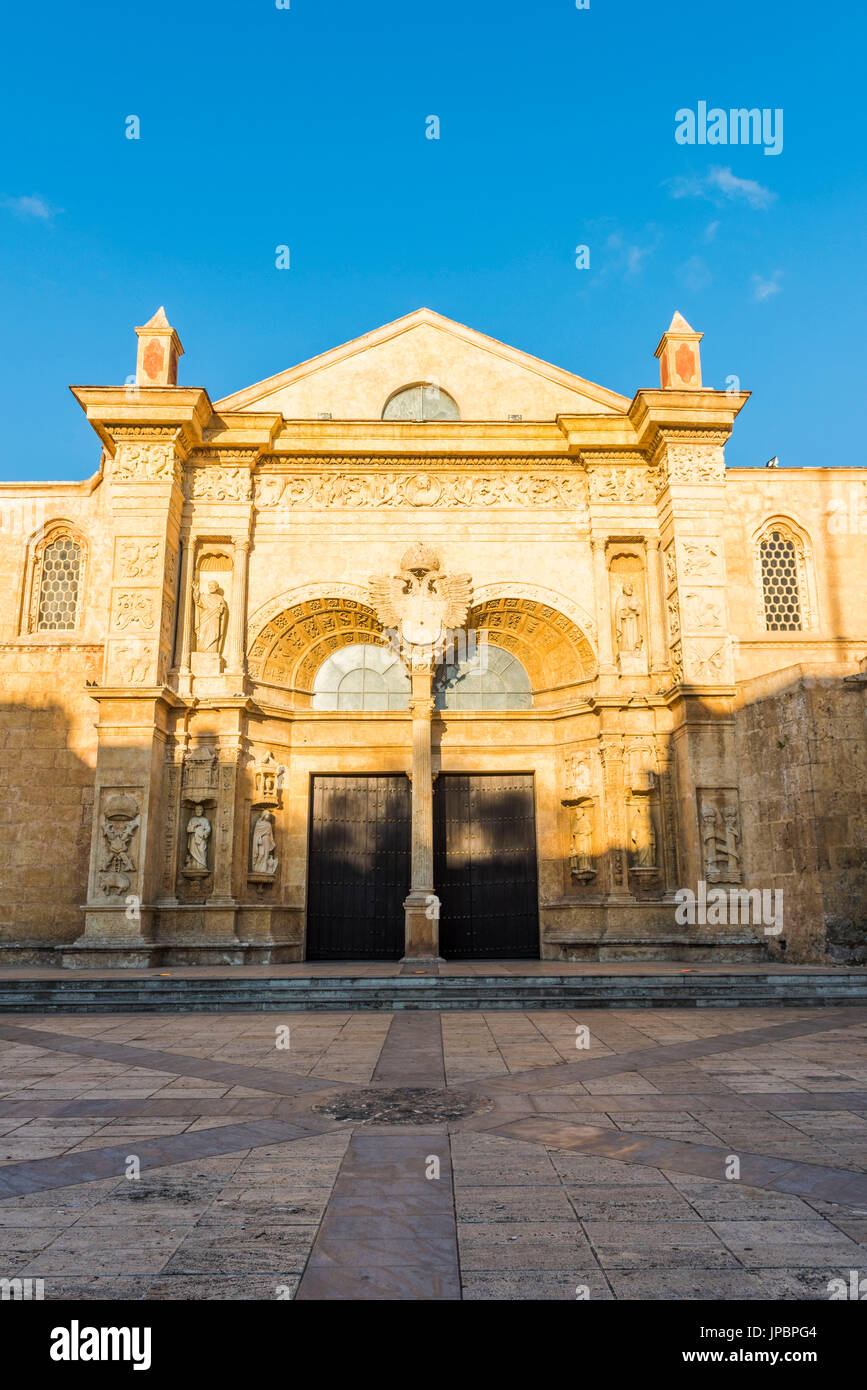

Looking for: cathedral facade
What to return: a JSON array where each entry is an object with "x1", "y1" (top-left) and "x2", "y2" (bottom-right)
[{"x1": 0, "y1": 307, "x2": 864, "y2": 967}]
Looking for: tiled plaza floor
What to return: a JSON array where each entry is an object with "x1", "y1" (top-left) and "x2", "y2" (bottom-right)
[{"x1": 0, "y1": 1006, "x2": 866, "y2": 1300}]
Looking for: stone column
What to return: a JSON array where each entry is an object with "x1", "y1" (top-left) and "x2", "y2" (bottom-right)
[
  {"x1": 403, "y1": 664, "x2": 441, "y2": 960},
  {"x1": 209, "y1": 749, "x2": 241, "y2": 911},
  {"x1": 226, "y1": 539, "x2": 250, "y2": 675},
  {"x1": 591, "y1": 537, "x2": 615, "y2": 671},
  {"x1": 645, "y1": 537, "x2": 667, "y2": 673},
  {"x1": 600, "y1": 735, "x2": 631, "y2": 902},
  {"x1": 176, "y1": 538, "x2": 194, "y2": 675}
]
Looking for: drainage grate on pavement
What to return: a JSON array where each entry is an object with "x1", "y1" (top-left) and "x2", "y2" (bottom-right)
[{"x1": 312, "y1": 1086, "x2": 492, "y2": 1125}]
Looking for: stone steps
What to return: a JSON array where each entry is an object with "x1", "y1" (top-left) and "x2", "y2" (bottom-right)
[{"x1": 0, "y1": 972, "x2": 864, "y2": 1012}]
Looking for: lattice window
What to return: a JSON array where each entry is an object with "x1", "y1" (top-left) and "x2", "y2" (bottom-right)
[
  {"x1": 35, "y1": 534, "x2": 83, "y2": 631},
  {"x1": 759, "y1": 530, "x2": 802, "y2": 631}
]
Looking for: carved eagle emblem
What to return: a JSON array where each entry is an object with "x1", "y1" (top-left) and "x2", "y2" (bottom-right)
[{"x1": 368, "y1": 548, "x2": 473, "y2": 648}]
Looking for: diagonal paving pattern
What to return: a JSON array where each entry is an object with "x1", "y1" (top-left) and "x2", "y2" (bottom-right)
[
  {"x1": 297, "y1": 1010, "x2": 461, "y2": 1299},
  {"x1": 1, "y1": 1006, "x2": 866, "y2": 1299}
]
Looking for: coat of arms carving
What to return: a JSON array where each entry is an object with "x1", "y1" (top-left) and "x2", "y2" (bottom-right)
[{"x1": 368, "y1": 544, "x2": 472, "y2": 655}]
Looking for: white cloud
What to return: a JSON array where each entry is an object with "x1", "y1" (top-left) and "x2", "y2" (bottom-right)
[
  {"x1": 751, "y1": 271, "x2": 783, "y2": 301},
  {"x1": 1, "y1": 194, "x2": 61, "y2": 221},
  {"x1": 666, "y1": 166, "x2": 776, "y2": 210},
  {"x1": 704, "y1": 220, "x2": 720, "y2": 242},
  {"x1": 605, "y1": 231, "x2": 657, "y2": 278},
  {"x1": 681, "y1": 255, "x2": 713, "y2": 291}
]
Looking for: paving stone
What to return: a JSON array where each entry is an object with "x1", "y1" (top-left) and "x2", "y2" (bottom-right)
[
  {"x1": 583, "y1": 1220, "x2": 739, "y2": 1269},
  {"x1": 456, "y1": 1186, "x2": 576, "y2": 1223},
  {"x1": 710, "y1": 1218, "x2": 864, "y2": 1267},
  {"x1": 461, "y1": 1271, "x2": 614, "y2": 1300},
  {"x1": 608, "y1": 1268, "x2": 766, "y2": 1300},
  {"x1": 458, "y1": 1221, "x2": 595, "y2": 1270}
]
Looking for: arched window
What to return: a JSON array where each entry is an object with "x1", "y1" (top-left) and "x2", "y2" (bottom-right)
[
  {"x1": 382, "y1": 383, "x2": 460, "y2": 421},
  {"x1": 434, "y1": 644, "x2": 532, "y2": 710},
  {"x1": 27, "y1": 525, "x2": 86, "y2": 632},
  {"x1": 312, "y1": 643, "x2": 410, "y2": 710},
  {"x1": 755, "y1": 520, "x2": 815, "y2": 632}
]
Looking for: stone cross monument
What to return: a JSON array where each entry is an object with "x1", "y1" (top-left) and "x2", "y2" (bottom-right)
[{"x1": 369, "y1": 544, "x2": 472, "y2": 959}]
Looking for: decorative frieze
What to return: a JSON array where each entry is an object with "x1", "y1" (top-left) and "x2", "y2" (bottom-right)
[
  {"x1": 254, "y1": 471, "x2": 588, "y2": 510},
  {"x1": 587, "y1": 465, "x2": 655, "y2": 504},
  {"x1": 185, "y1": 467, "x2": 252, "y2": 503},
  {"x1": 665, "y1": 444, "x2": 726, "y2": 486},
  {"x1": 112, "y1": 442, "x2": 181, "y2": 485}
]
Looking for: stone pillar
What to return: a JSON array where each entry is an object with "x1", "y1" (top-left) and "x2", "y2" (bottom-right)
[
  {"x1": 176, "y1": 538, "x2": 195, "y2": 676},
  {"x1": 600, "y1": 735, "x2": 631, "y2": 902},
  {"x1": 645, "y1": 537, "x2": 667, "y2": 673},
  {"x1": 591, "y1": 537, "x2": 615, "y2": 671},
  {"x1": 656, "y1": 749, "x2": 681, "y2": 893},
  {"x1": 226, "y1": 539, "x2": 250, "y2": 675},
  {"x1": 209, "y1": 747, "x2": 241, "y2": 911},
  {"x1": 403, "y1": 664, "x2": 441, "y2": 960}
]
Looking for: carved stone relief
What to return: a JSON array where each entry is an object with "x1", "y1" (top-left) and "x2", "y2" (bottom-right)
[
  {"x1": 697, "y1": 789, "x2": 743, "y2": 884},
  {"x1": 107, "y1": 640, "x2": 154, "y2": 685},
  {"x1": 182, "y1": 746, "x2": 218, "y2": 804},
  {"x1": 587, "y1": 466, "x2": 654, "y2": 503},
  {"x1": 683, "y1": 638, "x2": 729, "y2": 684},
  {"x1": 112, "y1": 442, "x2": 179, "y2": 484},
  {"x1": 663, "y1": 543, "x2": 678, "y2": 595},
  {"x1": 252, "y1": 749, "x2": 286, "y2": 806},
  {"x1": 116, "y1": 539, "x2": 161, "y2": 581},
  {"x1": 254, "y1": 471, "x2": 588, "y2": 511},
  {"x1": 186, "y1": 467, "x2": 252, "y2": 502},
  {"x1": 679, "y1": 541, "x2": 724, "y2": 583},
  {"x1": 683, "y1": 591, "x2": 724, "y2": 631},
  {"x1": 664, "y1": 445, "x2": 726, "y2": 486},
  {"x1": 112, "y1": 591, "x2": 156, "y2": 632},
  {"x1": 97, "y1": 791, "x2": 141, "y2": 898}
]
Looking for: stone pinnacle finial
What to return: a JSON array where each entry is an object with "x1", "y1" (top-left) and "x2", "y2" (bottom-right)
[
  {"x1": 134, "y1": 306, "x2": 184, "y2": 387},
  {"x1": 654, "y1": 310, "x2": 703, "y2": 389}
]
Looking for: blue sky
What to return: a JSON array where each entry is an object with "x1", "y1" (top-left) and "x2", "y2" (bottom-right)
[{"x1": 0, "y1": 0, "x2": 863, "y2": 479}]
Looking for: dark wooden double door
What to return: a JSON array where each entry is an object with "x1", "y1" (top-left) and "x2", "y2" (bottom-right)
[{"x1": 306, "y1": 773, "x2": 539, "y2": 961}]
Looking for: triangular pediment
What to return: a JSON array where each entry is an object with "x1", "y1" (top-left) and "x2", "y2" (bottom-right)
[{"x1": 215, "y1": 309, "x2": 629, "y2": 420}]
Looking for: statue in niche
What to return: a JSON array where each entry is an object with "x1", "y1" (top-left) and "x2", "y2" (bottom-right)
[
  {"x1": 193, "y1": 579, "x2": 229, "y2": 655},
  {"x1": 184, "y1": 803, "x2": 211, "y2": 871},
  {"x1": 251, "y1": 810, "x2": 278, "y2": 876},
  {"x1": 615, "y1": 581, "x2": 644, "y2": 657},
  {"x1": 629, "y1": 800, "x2": 657, "y2": 867},
  {"x1": 700, "y1": 806, "x2": 722, "y2": 878},
  {"x1": 722, "y1": 804, "x2": 742, "y2": 880},
  {"x1": 569, "y1": 805, "x2": 594, "y2": 874}
]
